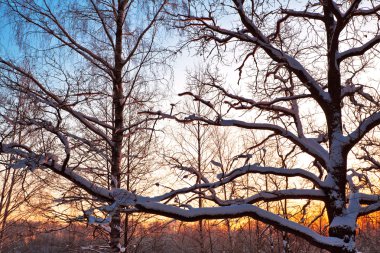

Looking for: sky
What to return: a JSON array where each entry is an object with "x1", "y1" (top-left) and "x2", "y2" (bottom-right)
[{"x1": 0, "y1": 8, "x2": 18, "y2": 58}]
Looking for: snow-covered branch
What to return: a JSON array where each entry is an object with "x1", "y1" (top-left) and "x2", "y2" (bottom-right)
[
  {"x1": 218, "y1": 164, "x2": 327, "y2": 189},
  {"x1": 178, "y1": 2, "x2": 330, "y2": 107},
  {"x1": 281, "y1": 9, "x2": 324, "y2": 21},
  {"x1": 0, "y1": 143, "x2": 112, "y2": 201},
  {"x1": 353, "y1": 4, "x2": 380, "y2": 16},
  {"x1": 1, "y1": 140, "x2": 377, "y2": 252},
  {"x1": 228, "y1": 189, "x2": 326, "y2": 205},
  {"x1": 150, "y1": 165, "x2": 326, "y2": 205},
  {"x1": 359, "y1": 200, "x2": 380, "y2": 216},
  {"x1": 135, "y1": 201, "x2": 345, "y2": 251},
  {"x1": 230, "y1": 0, "x2": 330, "y2": 106},
  {"x1": 0, "y1": 58, "x2": 113, "y2": 146},
  {"x1": 143, "y1": 110, "x2": 330, "y2": 167},
  {"x1": 338, "y1": 35, "x2": 380, "y2": 63},
  {"x1": 220, "y1": 119, "x2": 329, "y2": 166},
  {"x1": 347, "y1": 111, "x2": 380, "y2": 149}
]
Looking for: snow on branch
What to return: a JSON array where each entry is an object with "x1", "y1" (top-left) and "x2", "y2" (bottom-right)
[
  {"x1": 0, "y1": 143, "x2": 112, "y2": 201},
  {"x1": 359, "y1": 200, "x2": 380, "y2": 216},
  {"x1": 149, "y1": 167, "x2": 326, "y2": 206},
  {"x1": 206, "y1": 83, "x2": 311, "y2": 106},
  {"x1": 3, "y1": 142, "x2": 374, "y2": 214},
  {"x1": 1, "y1": 142, "x2": 376, "y2": 252},
  {"x1": 356, "y1": 193, "x2": 380, "y2": 205},
  {"x1": 197, "y1": 82, "x2": 311, "y2": 123},
  {"x1": 340, "y1": 84, "x2": 363, "y2": 98},
  {"x1": 347, "y1": 111, "x2": 380, "y2": 149},
  {"x1": 142, "y1": 111, "x2": 330, "y2": 166},
  {"x1": 242, "y1": 189, "x2": 326, "y2": 204},
  {"x1": 218, "y1": 164, "x2": 327, "y2": 189},
  {"x1": 0, "y1": 58, "x2": 113, "y2": 146},
  {"x1": 280, "y1": 9, "x2": 324, "y2": 21},
  {"x1": 341, "y1": 0, "x2": 361, "y2": 20},
  {"x1": 220, "y1": 119, "x2": 329, "y2": 166},
  {"x1": 135, "y1": 201, "x2": 345, "y2": 251},
  {"x1": 229, "y1": 0, "x2": 330, "y2": 106},
  {"x1": 353, "y1": 4, "x2": 380, "y2": 16},
  {"x1": 338, "y1": 35, "x2": 380, "y2": 63},
  {"x1": 178, "y1": 1, "x2": 330, "y2": 106},
  {"x1": 329, "y1": 192, "x2": 360, "y2": 234},
  {"x1": 0, "y1": 142, "x2": 326, "y2": 204},
  {"x1": 178, "y1": 91, "x2": 217, "y2": 112}
]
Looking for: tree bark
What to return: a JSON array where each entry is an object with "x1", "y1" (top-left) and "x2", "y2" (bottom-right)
[{"x1": 110, "y1": 1, "x2": 127, "y2": 252}]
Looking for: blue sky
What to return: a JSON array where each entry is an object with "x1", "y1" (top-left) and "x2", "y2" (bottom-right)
[{"x1": 0, "y1": 5, "x2": 32, "y2": 62}]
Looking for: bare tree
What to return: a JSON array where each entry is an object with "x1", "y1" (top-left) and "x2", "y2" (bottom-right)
[
  {"x1": 0, "y1": 88, "x2": 47, "y2": 253},
  {"x1": 144, "y1": 1, "x2": 380, "y2": 252},
  {"x1": 163, "y1": 69, "x2": 217, "y2": 253},
  {"x1": 0, "y1": 0, "x2": 169, "y2": 252}
]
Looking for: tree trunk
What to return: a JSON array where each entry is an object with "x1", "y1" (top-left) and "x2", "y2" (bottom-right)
[
  {"x1": 328, "y1": 227, "x2": 356, "y2": 253},
  {"x1": 110, "y1": 2, "x2": 127, "y2": 252}
]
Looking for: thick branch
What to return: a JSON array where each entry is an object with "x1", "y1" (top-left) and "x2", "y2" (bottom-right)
[
  {"x1": 347, "y1": 111, "x2": 380, "y2": 149},
  {"x1": 338, "y1": 35, "x2": 380, "y2": 63},
  {"x1": 135, "y1": 201, "x2": 345, "y2": 252},
  {"x1": 219, "y1": 164, "x2": 327, "y2": 189},
  {"x1": 281, "y1": 9, "x2": 324, "y2": 21},
  {"x1": 231, "y1": 0, "x2": 330, "y2": 107},
  {"x1": 142, "y1": 111, "x2": 330, "y2": 167}
]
